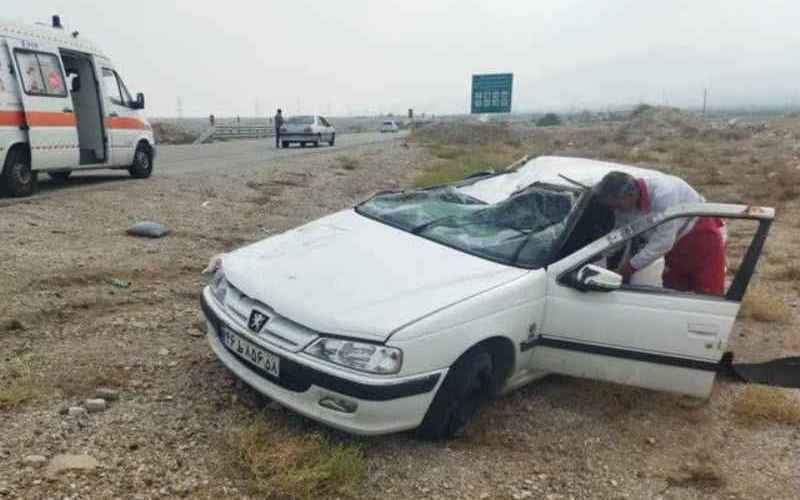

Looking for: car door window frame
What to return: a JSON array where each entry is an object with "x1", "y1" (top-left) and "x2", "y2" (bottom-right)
[
  {"x1": 13, "y1": 49, "x2": 68, "y2": 98},
  {"x1": 556, "y1": 211, "x2": 771, "y2": 303}
]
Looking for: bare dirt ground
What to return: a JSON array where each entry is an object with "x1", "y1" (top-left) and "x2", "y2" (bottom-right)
[{"x1": 1, "y1": 111, "x2": 799, "y2": 500}]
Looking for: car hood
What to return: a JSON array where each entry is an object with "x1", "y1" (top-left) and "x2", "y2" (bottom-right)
[{"x1": 222, "y1": 210, "x2": 528, "y2": 341}]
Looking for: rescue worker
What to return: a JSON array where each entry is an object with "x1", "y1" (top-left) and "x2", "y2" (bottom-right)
[
  {"x1": 594, "y1": 171, "x2": 725, "y2": 295},
  {"x1": 274, "y1": 108, "x2": 284, "y2": 148}
]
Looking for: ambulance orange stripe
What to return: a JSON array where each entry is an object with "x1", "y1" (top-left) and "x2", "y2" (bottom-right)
[
  {"x1": 0, "y1": 110, "x2": 76, "y2": 127},
  {"x1": 105, "y1": 117, "x2": 148, "y2": 130},
  {"x1": 0, "y1": 110, "x2": 27, "y2": 126}
]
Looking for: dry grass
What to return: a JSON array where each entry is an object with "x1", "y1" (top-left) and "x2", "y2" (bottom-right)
[
  {"x1": 335, "y1": 155, "x2": 360, "y2": 171},
  {"x1": 767, "y1": 261, "x2": 800, "y2": 281},
  {"x1": 0, "y1": 354, "x2": 43, "y2": 410},
  {"x1": 738, "y1": 287, "x2": 792, "y2": 323},
  {"x1": 732, "y1": 385, "x2": 800, "y2": 426},
  {"x1": 230, "y1": 417, "x2": 365, "y2": 500},
  {"x1": 666, "y1": 452, "x2": 725, "y2": 491},
  {"x1": 50, "y1": 362, "x2": 124, "y2": 398}
]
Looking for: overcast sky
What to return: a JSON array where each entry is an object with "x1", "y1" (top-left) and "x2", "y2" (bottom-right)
[{"x1": 10, "y1": 1, "x2": 800, "y2": 117}]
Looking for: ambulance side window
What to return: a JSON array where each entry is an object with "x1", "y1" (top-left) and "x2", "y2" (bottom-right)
[
  {"x1": 15, "y1": 50, "x2": 66, "y2": 97},
  {"x1": 102, "y1": 69, "x2": 123, "y2": 105},
  {"x1": 102, "y1": 69, "x2": 132, "y2": 107}
]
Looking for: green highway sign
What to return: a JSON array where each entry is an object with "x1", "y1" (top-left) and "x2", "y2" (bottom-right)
[{"x1": 471, "y1": 73, "x2": 513, "y2": 114}]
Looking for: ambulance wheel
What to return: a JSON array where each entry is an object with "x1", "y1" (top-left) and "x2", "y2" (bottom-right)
[
  {"x1": 416, "y1": 345, "x2": 493, "y2": 440},
  {"x1": 329, "y1": 133, "x2": 335, "y2": 146},
  {"x1": 1, "y1": 147, "x2": 37, "y2": 198},
  {"x1": 48, "y1": 171, "x2": 72, "y2": 182},
  {"x1": 129, "y1": 143, "x2": 153, "y2": 179}
]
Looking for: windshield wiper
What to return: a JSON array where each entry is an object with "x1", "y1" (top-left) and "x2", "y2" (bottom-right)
[{"x1": 558, "y1": 173, "x2": 590, "y2": 190}]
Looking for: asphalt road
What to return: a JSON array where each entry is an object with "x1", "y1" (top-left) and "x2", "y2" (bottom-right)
[
  {"x1": 0, "y1": 131, "x2": 407, "y2": 205},
  {"x1": 157, "y1": 131, "x2": 408, "y2": 176}
]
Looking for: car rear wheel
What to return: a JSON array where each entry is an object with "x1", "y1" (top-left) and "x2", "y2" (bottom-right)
[
  {"x1": 48, "y1": 171, "x2": 72, "y2": 182},
  {"x1": 416, "y1": 346, "x2": 493, "y2": 440},
  {"x1": 129, "y1": 143, "x2": 153, "y2": 179},
  {"x1": 1, "y1": 147, "x2": 37, "y2": 198},
  {"x1": 329, "y1": 133, "x2": 335, "y2": 146}
]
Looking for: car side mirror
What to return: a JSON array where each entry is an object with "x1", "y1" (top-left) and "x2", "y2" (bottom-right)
[
  {"x1": 564, "y1": 264, "x2": 622, "y2": 292},
  {"x1": 132, "y1": 92, "x2": 145, "y2": 110},
  {"x1": 71, "y1": 76, "x2": 81, "y2": 93}
]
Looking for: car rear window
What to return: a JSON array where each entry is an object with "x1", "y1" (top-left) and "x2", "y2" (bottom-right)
[{"x1": 286, "y1": 116, "x2": 315, "y2": 125}]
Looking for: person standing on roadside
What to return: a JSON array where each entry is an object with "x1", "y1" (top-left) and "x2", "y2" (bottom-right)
[{"x1": 274, "y1": 109, "x2": 284, "y2": 148}]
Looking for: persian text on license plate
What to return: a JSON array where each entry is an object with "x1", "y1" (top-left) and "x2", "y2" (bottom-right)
[{"x1": 221, "y1": 326, "x2": 280, "y2": 377}]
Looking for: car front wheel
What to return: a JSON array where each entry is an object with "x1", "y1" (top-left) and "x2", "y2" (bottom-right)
[
  {"x1": 416, "y1": 346, "x2": 493, "y2": 440},
  {"x1": 329, "y1": 133, "x2": 335, "y2": 146}
]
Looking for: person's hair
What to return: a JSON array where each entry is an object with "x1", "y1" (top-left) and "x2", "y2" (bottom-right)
[
  {"x1": 594, "y1": 171, "x2": 638, "y2": 201},
  {"x1": 277, "y1": 109, "x2": 282, "y2": 113}
]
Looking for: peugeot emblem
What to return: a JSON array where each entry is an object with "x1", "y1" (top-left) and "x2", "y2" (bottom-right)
[{"x1": 248, "y1": 310, "x2": 269, "y2": 333}]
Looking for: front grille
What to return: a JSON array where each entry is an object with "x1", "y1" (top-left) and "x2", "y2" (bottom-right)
[{"x1": 221, "y1": 281, "x2": 318, "y2": 352}]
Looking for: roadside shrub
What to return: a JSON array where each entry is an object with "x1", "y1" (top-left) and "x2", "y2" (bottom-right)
[
  {"x1": 334, "y1": 156, "x2": 359, "y2": 171},
  {"x1": 738, "y1": 287, "x2": 791, "y2": 323},
  {"x1": 0, "y1": 354, "x2": 41, "y2": 410},
  {"x1": 733, "y1": 385, "x2": 800, "y2": 426},
  {"x1": 536, "y1": 113, "x2": 562, "y2": 127}
]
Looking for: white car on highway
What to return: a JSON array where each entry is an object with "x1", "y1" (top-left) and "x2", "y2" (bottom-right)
[
  {"x1": 279, "y1": 115, "x2": 335, "y2": 148},
  {"x1": 380, "y1": 120, "x2": 399, "y2": 133},
  {"x1": 201, "y1": 156, "x2": 773, "y2": 438}
]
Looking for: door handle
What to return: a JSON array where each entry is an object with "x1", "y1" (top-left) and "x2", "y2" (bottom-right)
[
  {"x1": 688, "y1": 323, "x2": 719, "y2": 337},
  {"x1": 63, "y1": 107, "x2": 73, "y2": 113},
  {"x1": 109, "y1": 112, "x2": 119, "y2": 117}
]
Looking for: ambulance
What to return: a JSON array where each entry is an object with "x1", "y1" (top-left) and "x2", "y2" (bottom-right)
[{"x1": 0, "y1": 15, "x2": 155, "y2": 197}]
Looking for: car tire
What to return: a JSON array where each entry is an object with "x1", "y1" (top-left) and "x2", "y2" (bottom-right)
[
  {"x1": 315, "y1": 134, "x2": 322, "y2": 147},
  {"x1": 1, "y1": 147, "x2": 37, "y2": 198},
  {"x1": 300, "y1": 142, "x2": 307, "y2": 148},
  {"x1": 129, "y1": 143, "x2": 153, "y2": 179},
  {"x1": 282, "y1": 141, "x2": 289, "y2": 148},
  {"x1": 329, "y1": 133, "x2": 335, "y2": 146},
  {"x1": 48, "y1": 171, "x2": 72, "y2": 182},
  {"x1": 416, "y1": 346, "x2": 493, "y2": 440}
]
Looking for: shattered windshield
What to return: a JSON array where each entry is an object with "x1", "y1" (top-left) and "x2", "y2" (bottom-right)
[{"x1": 357, "y1": 185, "x2": 578, "y2": 268}]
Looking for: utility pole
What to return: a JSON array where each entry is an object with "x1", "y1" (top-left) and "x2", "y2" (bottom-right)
[{"x1": 702, "y1": 88, "x2": 708, "y2": 115}]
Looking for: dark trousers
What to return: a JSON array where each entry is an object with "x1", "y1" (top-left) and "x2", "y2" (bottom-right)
[{"x1": 275, "y1": 130, "x2": 281, "y2": 148}]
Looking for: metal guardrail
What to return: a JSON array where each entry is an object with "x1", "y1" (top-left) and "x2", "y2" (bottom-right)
[{"x1": 193, "y1": 125, "x2": 275, "y2": 144}]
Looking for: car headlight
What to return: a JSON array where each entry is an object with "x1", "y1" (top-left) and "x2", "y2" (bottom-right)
[
  {"x1": 304, "y1": 338, "x2": 402, "y2": 374},
  {"x1": 208, "y1": 268, "x2": 228, "y2": 304}
]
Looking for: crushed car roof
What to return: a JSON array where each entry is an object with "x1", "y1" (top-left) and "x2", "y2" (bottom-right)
[{"x1": 458, "y1": 156, "x2": 670, "y2": 204}]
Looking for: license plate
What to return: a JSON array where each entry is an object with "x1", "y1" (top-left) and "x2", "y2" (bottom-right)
[{"x1": 221, "y1": 326, "x2": 280, "y2": 377}]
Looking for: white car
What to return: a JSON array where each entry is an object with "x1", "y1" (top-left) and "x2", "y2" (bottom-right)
[
  {"x1": 279, "y1": 115, "x2": 335, "y2": 148},
  {"x1": 201, "y1": 156, "x2": 773, "y2": 438},
  {"x1": 380, "y1": 120, "x2": 399, "y2": 133}
]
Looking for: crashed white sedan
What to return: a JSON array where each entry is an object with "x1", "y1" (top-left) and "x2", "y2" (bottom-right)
[{"x1": 201, "y1": 156, "x2": 773, "y2": 438}]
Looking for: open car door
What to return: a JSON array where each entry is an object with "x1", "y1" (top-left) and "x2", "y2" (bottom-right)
[
  {"x1": 7, "y1": 39, "x2": 79, "y2": 169},
  {"x1": 530, "y1": 203, "x2": 774, "y2": 398}
]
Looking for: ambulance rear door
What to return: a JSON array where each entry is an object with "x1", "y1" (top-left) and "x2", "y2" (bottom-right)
[{"x1": 7, "y1": 38, "x2": 79, "y2": 169}]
